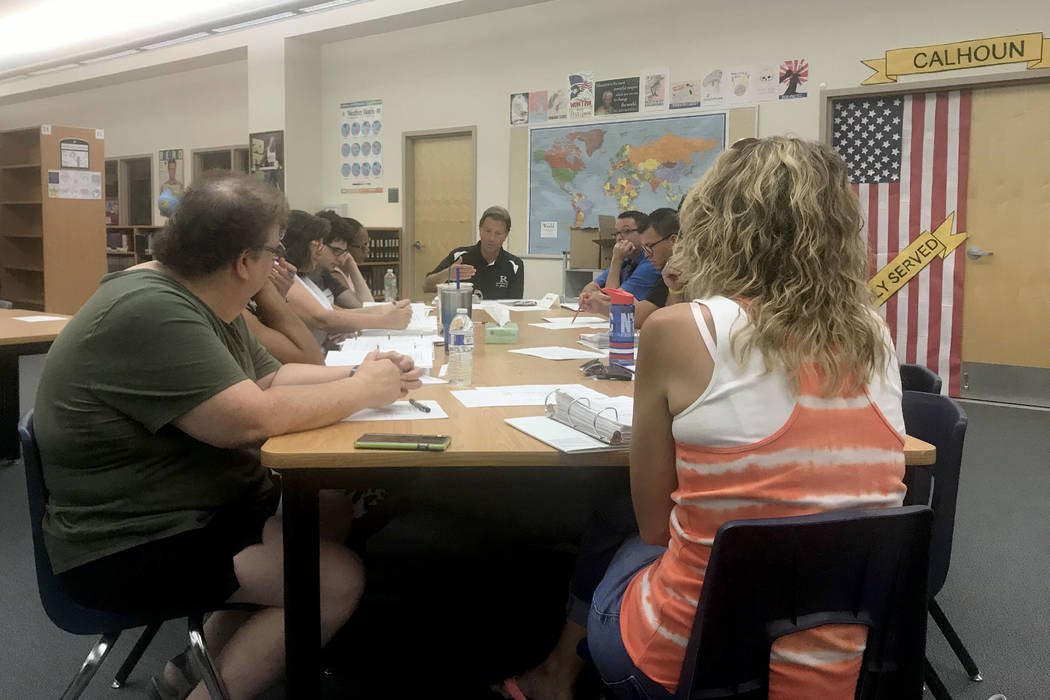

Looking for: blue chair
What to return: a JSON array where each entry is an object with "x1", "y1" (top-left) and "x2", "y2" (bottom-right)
[
  {"x1": 675, "y1": 506, "x2": 934, "y2": 700},
  {"x1": 900, "y1": 363, "x2": 943, "y2": 394},
  {"x1": 18, "y1": 411, "x2": 237, "y2": 700},
  {"x1": 901, "y1": 391, "x2": 978, "y2": 700}
]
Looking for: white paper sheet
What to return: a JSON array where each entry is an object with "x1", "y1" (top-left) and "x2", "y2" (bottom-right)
[
  {"x1": 341, "y1": 399, "x2": 447, "y2": 422},
  {"x1": 419, "y1": 374, "x2": 448, "y2": 385},
  {"x1": 543, "y1": 315, "x2": 605, "y2": 324},
  {"x1": 560, "y1": 302, "x2": 581, "y2": 312},
  {"x1": 450, "y1": 383, "x2": 606, "y2": 408},
  {"x1": 505, "y1": 416, "x2": 620, "y2": 453},
  {"x1": 13, "y1": 315, "x2": 67, "y2": 322},
  {"x1": 530, "y1": 321, "x2": 609, "y2": 330},
  {"x1": 326, "y1": 337, "x2": 435, "y2": 368},
  {"x1": 508, "y1": 346, "x2": 605, "y2": 361}
]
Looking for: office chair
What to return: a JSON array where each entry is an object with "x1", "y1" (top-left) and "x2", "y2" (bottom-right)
[
  {"x1": 900, "y1": 363, "x2": 943, "y2": 394},
  {"x1": 901, "y1": 391, "x2": 979, "y2": 700},
  {"x1": 675, "y1": 506, "x2": 934, "y2": 700},
  {"x1": 19, "y1": 410, "x2": 241, "y2": 700}
]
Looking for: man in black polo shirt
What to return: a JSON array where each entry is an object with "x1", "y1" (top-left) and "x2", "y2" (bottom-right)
[{"x1": 422, "y1": 205, "x2": 524, "y2": 299}]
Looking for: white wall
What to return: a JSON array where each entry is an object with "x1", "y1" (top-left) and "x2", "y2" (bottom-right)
[{"x1": 321, "y1": 0, "x2": 1050, "y2": 296}]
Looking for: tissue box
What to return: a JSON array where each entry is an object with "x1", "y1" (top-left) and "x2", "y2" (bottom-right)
[{"x1": 485, "y1": 322, "x2": 519, "y2": 344}]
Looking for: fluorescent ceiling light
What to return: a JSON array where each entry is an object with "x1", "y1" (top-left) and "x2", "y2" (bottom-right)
[
  {"x1": 28, "y1": 63, "x2": 79, "y2": 75},
  {"x1": 141, "y1": 32, "x2": 211, "y2": 50},
  {"x1": 80, "y1": 49, "x2": 140, "y2": 64},
  {"x1": 212, "y1": 11, "x2": 295, "y2": 32},
  {"x1": 0, "y1": 74, "x2": 29, "y2": 84},
  {"x1": 299, "y1": 0, "x2": 358, "y2": 12}
]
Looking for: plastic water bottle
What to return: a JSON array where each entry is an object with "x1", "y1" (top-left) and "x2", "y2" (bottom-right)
[
  {"x1": 605, "y1": 287, "x2": 635, "y2": 367},
  {"x1": 383, "y1": 268, "x2": 397, "y2": 302},
  {"x1": 448, "y1": 307, "x2": 474, "y2": 387}
]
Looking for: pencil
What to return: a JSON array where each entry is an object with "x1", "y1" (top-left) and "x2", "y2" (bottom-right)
[{"x1": 408, "y1": 398, "x2": 431, "y2": 413}]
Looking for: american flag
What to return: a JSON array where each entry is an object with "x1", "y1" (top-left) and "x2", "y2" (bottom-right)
[{"x1": 832, "y1": 91, "x2": 971, "y2": 396}]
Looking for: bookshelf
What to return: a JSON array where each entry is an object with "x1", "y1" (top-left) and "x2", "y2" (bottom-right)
[
  {"x1": 106, "y1": 224, "x2": 162, "y2": 272},
  {"x1": 0, "y1": 125, "x2": 105, "y2": 313},
  {"x1": 361, "y1": 226, "x2": 401, "y2": 298}
]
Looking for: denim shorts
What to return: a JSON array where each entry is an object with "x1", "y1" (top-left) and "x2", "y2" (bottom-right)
[{"x1": 586, "y1": 534, "x2": 674, "y2": 700}]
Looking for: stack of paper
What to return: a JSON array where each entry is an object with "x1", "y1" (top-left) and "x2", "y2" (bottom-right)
[
  {"x1": 451, "y1": 383, "x2": 606, "y2": 408},
  {"x1": 342, "y1": 399, "x2": 447, "y2": 422},
  {"x1": 508, "y1": 346, "x2": 604, "y2": 360},
  {"x1": 358, "y1": 303, "x2": 438, "y2": 335},
  {"x1": 327, "y1": 336, "x2": 435, "y2": 368}
]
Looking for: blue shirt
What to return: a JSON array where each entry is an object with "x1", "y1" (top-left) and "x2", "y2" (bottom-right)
[{"x1": 594, "y1": 254, "x2": 662, "y2": 301}]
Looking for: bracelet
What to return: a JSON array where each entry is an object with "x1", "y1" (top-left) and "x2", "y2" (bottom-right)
[{"x1": 667, "y1": 288, "x2": 684, "y2": 296}]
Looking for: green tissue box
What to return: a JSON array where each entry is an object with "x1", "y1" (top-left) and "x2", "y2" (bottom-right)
[{"x1": 485, "y1": 322, "x2": 519, "y2": 344}]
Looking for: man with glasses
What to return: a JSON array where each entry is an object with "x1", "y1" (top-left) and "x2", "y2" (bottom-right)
[
  {"x1": 316, "y1": 211, "x2": 375, "y2": 308},
  {"x1": 581, "y1": 210, "x2": 662, "y2": 302},
  {"x1": 579, "y1": 208, "x2": 683, "y2": 328}
]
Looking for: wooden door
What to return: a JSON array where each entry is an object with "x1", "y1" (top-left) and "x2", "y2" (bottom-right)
[
  {"x1": 406, "y1": 131, "x2": 475, "y2": 301},
  {"x1": 961, "y1": 82, "x2": 1050, "y2": 406}
]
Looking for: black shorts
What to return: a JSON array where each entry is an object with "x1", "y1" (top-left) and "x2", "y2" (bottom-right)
[{"x1": 59, "y1": 486, "x2": 280, "y2": 615}]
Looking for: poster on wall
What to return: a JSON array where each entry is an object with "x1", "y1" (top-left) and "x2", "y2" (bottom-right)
[
  {"x1": 510, "y1": 92, "x2": 529, "y2": 125},
  {"x1": 158, "y1": 148, "x2": 185, "y2": 217},
  {"x1": 528, "y1": 91, "x2": 548, "y2": 123},
  {"x1": 701, "y1": 69, "x2": 727, "y2": 106},
  {"x1": 594, "y1": 77, "x2": 640, "y2": 116},
  {"x1": 250, "y1": 131, "x2": 284, "y2": 192},
  {"x1": 568, "y1": 71, "x2": 594, "y2": 120},
  {"x1": 755, "y1": 64, "x2": 778, "y2": 101},
  {"x1": 670, "y1": 79, "x2": 702, "y2": 109},
  {"x1": 641, "y1": 67, "x2": 669, "y2": 111},
  {"x1": 779, "y1": 59, "x2": 809, "y2": 99},
  {"x1": 726, "y1": 66, "x2": 756, "y2": 104},
  {"x1": 47, "y1": 169, "x2": 101, "y2": 199},
  {"x1": 547, "y1": 88, "x2": 568, "y2": 120},
  {"x1": 339, "y1": 99, "x2": 384, "y2": 194}
]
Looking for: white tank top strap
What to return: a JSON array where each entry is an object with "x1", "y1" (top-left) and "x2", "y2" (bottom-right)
[
  {"x1": 689, "y1": 301, "x2": 717, "y2": 359},
  {"x1": 297, "y1": 274, "x2": 334, "y2": 310}
]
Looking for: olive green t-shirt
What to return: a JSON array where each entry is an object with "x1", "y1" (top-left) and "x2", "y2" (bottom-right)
[{"x1": 35, "y1": 269, "x2": 282, "y2": 573}]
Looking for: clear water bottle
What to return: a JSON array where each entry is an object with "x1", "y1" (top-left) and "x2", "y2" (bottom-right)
[
  {"x1": 447, "y1": 307, "x2": 474, "y2": 387},
  {"x1": 383, "y1": 268, "x2": 397, "y2": 302}
]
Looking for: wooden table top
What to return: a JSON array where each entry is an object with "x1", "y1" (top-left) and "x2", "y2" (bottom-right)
[
  {"x1": 262, "y1": 304, "x2": 936, "y2": 470},
  {"x1": 0, "y1": 309, "x2": 70, "y2": 346}
]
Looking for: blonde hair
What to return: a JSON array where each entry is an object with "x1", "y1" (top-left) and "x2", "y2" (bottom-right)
[{"x1": 673, "y1": 136, "x2": 887, "y2": 396}]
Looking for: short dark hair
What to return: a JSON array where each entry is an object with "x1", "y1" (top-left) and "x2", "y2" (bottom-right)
[
  {"x1": 479, "y1": 205, "x2": 511, "y2": 233},
  {"x1": 647, "y1": 207, "x2": 680, "y2": 239},
  {"x1": 618, "y1": 210, "x2": 649, "y2": 232},
  {"x1": 281, "y1": 210, "x2": 331, "y2": 271},
  {"x1": 316, "y1": 210, "x2": 366, "y2": 246},
  {"x1": 153, "y1": 170, "x2": 288, "y2": 279}
]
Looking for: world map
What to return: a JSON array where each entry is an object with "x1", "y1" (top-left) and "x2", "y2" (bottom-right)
[{"x1": 528, "y1": 113, "x2": 725, "y2": 254}]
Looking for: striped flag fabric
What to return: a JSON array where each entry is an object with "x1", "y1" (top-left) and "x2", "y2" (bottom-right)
[{"x1": 831, "y1": 90, "x2": 971, "y2": 396}]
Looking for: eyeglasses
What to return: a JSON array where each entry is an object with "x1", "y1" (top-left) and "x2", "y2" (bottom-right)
[
  {"x1": 580, "y1": 358, "x2": 634, "y2": 381},
  {"x1": 349, "y1": 242, "x2": 369, "y2": 251},
  {"x1": 641, "y1": 236, "x2": 672, "y2": 257},
  {"x1": 259, "y1": 243, "x2": 286, "y2": 260},
  {"x1": 615, "y1": 228, "x2": 639, "y2": 237},
  {"x1": 326, "y1": 244, "x2": 350, "y2": 258}
]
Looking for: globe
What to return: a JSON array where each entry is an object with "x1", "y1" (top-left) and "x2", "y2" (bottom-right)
[{"x1": 158, "y1": 188, "x2": 181, "y2": 217}]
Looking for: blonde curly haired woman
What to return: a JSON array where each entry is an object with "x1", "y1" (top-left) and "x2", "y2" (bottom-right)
[{"x1": 502, "y1": 137, "x2": 907, "y2": 700}]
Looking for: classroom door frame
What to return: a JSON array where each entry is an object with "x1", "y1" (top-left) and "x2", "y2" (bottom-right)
[
  {"x1": 402, "y1": 126, "x2": 477, "y2": 301},
  {"x1": 819, "y1": 68, "x2": 1050, "y2": 407}
]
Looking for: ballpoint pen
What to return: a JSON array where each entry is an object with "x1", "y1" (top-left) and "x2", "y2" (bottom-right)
[{"x1": 408, "y1": 398, "x2": 431, "y2": 413}]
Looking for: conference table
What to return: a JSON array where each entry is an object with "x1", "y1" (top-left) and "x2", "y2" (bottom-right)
[
  {"x1": 261, "y1": 304, "x2": 936, "y2": 697},
  {"x1": 0, "y1": 309, "x2": 70, "y2": 462}
]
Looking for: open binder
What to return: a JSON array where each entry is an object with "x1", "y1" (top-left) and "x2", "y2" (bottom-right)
[{"x1": 544, "y1": 389, "x2": 632, "y2": 446}]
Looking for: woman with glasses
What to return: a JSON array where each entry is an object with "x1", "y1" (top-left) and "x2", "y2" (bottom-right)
[
  {"x1": 282, "y1": 210, "x2": 411, "y2": 348},
  {"x1": 501, "y1": 138, "x2": 906, "y2": 700},
  {"x1": 316, "y1": 210, "x2": 375, "y2": 308}
]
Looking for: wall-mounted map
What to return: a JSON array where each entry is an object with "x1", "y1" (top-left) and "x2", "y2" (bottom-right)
[{"x1": 528, "y1": 113, "x2": 726, "y2": 254}]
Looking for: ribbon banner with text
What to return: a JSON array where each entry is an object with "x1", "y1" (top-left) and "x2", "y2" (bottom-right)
[
  {"x1": 862, "y1": 32, "x2": 1050, "y2": 85},
  {"x1": 868, "y1": 213, "x2": 968, "y2": 305}
]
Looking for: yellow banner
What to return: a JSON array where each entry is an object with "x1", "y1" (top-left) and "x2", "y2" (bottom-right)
[
  {"x1": 869, "y1": 213, "x2": 968, "y2": 305},
  {"x1": 863, "y1": 32, "x2": 1050, "y2": 85}
]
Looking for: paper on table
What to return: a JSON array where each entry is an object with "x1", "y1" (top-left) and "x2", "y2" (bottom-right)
[
  {"x1": 357, "y1": 303, "x2": 437, "y2": 335},
  {"x1": 419, "y1": 374, "x2": 448, "y2": 385},
  {"x1": 560, "y1": 301, "x2": 581, "y2": 312},
  {"x1": 451, "y1": 383, "x2": 606, "y2": 408},
  {"x1": 327, "y1": 336, "x2": 435, "y2": 368},
  {"x1": 508, "y1": 346, "x2": 605, "y2": 361},
  {"x1": 559, "y1": 387, "x2": 635, "y2": 425},
  {"x1": 13, "y1": 315, "x2": 66, "y2": 322},
  {"x1": 543, "y1": 315, "x2": 604, "y2": 324},
  {"x1": 505, "y1": 416, "x2": 621, "y2": 453},
  {"x1": 342, "y1": 400, "x2": 447, "y2": 422},
  {"x1": 531, "y1": 321, "x2": 608, "y2": 330}
]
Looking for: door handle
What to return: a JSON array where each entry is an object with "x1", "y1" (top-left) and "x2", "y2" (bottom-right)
[
  {"x1": 413, "y1": 240, "x2": 424, "y2": 250},
  {"x1": 966, "y1": 246, "x2": 993, "y2": 260}
]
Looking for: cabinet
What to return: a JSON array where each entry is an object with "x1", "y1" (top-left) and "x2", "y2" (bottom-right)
[
  {"x1": 360, "y1": 226, "x2": 401, "y2": 299},
  {"x1": 0, "y1": 126, "x2": 105, "y2": 313}
]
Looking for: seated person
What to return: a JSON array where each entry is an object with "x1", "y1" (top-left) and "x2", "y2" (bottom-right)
[
  {"x1": 580, "y1": 210, "x2": 661, "y2": 302},
  {"x1": 422, "y1": 205, "x2": 524, "y2": 299},
  {"x1": 503, "y1": 138, "x2": 906, "y2": 700},
  {"x1": 34, "y1": 170, "x2": 423, "y2": 700},
  {"x1": 579, "y1": 207, "x2": 683, "y2": 328},
  {"x1": 242, "y1": 254, "x2": 324, "y2": 365},
  {"x1": 315, "y1": 210, "x2": 375, "y2": 308},
  {"x1": 282, "y1": 210, "x2": 411, "y2": 346}
]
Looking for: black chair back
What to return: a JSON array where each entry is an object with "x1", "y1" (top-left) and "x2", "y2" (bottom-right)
[
  {"x1": 900, "y1": 364, "x2": 942, "y2": 394},
  {"x1": 901, "y1": 391, "x2": 967, "y2": 596},
  {"x1": 676, "y1": 506, "x2": 933, "y2": 700},
  {"x1": 18, "y1": 411, "x2": 152, "y2": 635}
]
